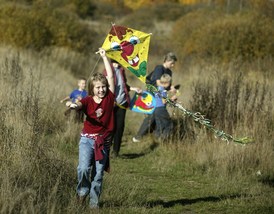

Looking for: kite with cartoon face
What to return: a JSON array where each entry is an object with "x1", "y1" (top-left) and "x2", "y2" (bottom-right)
[{"x1": 101, "y1": 25, "x2": 151, "y2": 83}]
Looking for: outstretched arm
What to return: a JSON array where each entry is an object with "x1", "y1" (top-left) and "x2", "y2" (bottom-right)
[
  {"x1": 98, "y1": 48, "x2": 114, "y2": 93},
  {"x1": 67, "y1": 100, "x2": 82, "y2": 110},
  {"x1": 130, "y1": 86, "x2": 142, "y2": 94},
  {"x1": 60, "y1": 96, "x2": 70, "y2": 103}
]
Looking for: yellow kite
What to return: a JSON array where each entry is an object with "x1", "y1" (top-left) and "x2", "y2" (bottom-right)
[{"x1": 101, "y1": 24, "x2": 151, "y2": 83}]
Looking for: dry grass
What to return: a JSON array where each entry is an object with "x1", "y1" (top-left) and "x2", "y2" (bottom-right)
[{"x1": 0, "y1": 46, "x2": 273, "y2": 213}]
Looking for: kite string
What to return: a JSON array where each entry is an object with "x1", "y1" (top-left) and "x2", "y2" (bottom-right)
[
  {"x1": 88, "y1": 53, "x2": 101, "y2": 80},
  {"x1": 90, "y1": 22, "x2": 119, "y2": 79},
  {"x1": 145, "y1": 84, "x2": 253, "y2": 145},
  {"x1": 90, "y1": 22, "x2": 116, "y2": 78},
  {"x1": 111, "y1": 22, "x2": 118, "y2": 38}
]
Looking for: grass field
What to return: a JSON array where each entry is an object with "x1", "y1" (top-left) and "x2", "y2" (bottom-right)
[
  {"x1": 101, "y1": 138, "x2": 274, "y2": 214},
  {"x1": 0, "y1": 45, "x2": 273, "y2": 214},
  {"x1": 1, "y1": 1, "x2": 274, "y2": 213}
]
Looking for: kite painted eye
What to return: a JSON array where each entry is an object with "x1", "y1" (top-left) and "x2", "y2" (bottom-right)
[
  {"x1": 129, "y1": 36, "x2": 140, "y2": 45},
  {"x1": 111, "y1": 42, "x2": 121, "y2": 51},
  {"x1": 142, "y1": 93, "x2": 148, "y2": 98}
]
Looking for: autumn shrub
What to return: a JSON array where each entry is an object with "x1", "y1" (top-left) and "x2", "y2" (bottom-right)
[
  {"x1": 0, "y1": 5, "x2": 52, "y2": 50},
  {"x1": 170, "y1": 9, "x2": 223, "y2": 61},
  {"x1": 0, "y1": 3, "x2": 97, "y2": 53},
  {"x1": 5, "y1": 0, "x2": 97, "y2": 18},
  {"x1": 120, "y1": 7, "x2": 155, "y2": 32},
  {"x1": 30, "y1": 6, "x2": 98, "y2": 53},
  {"x1": 172, "y1": 10, "x2": 274, "y2": 63},
  {"x1": 195, "y1": 12, "x2": 274, "y2": 60},
  {"x1": 93, "y1": 1, "x2": 132, "y2": 21},
  {"x1": 120, "y1": 2, "x2": 197, "y2": 32},
  {"x1": 151, "y1": 2, "x2": 194, "y2": 21},
  {"x1": 249, "y1": 0, "x2": 274, "y2": 19},
  {"x1": 70, "y1": 0, "x2": 96, "y2": 18}
]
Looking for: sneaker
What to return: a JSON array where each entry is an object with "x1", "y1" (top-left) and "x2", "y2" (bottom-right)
[
  {"x1": 132, "y1": 137, "x2": 141, "y2": 143},
  {"x1": 90, "y1": 204, "x2": 99, "y2": 209}
]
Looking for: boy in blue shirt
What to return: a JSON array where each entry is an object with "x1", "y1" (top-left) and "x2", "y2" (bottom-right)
[
  {"x1": 60, "y1": 77, "x2": 87, "y2": 104},
  {"x1": 61, "y1": 77, "x2": 87, "y2": 122},
  {"x1": 154, "y1": 74, "x2": 173, "y2": 140}
]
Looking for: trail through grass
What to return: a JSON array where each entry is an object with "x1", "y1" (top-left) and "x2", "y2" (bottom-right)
[{"x1": 83, "y1": 135, "x2": 274, "y2": 214}]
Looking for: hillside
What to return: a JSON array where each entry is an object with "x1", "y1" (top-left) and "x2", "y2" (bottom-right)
[{"x1": 0, "y1": 0, "x2": 273, "y2": 213}]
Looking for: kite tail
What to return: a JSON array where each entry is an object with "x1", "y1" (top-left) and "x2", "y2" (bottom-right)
[{"x1": 146, "y1": 84, "x2": 254, "y2": 145}]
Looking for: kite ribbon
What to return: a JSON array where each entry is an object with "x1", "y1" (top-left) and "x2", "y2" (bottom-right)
[{"x1": 146, "y1": 84, "x2": 254, "y2": 145}]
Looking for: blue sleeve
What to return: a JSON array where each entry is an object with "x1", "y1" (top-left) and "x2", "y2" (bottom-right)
[{"x1": 158, "y1": 86, "x2": 167, "y2": 98}]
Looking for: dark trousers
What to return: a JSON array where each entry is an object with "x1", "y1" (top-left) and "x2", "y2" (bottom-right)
[
  {"x1": 154, "y1": 107, "x2": 173, "y2": 139},
  {"x1": 136, "y1": 113, "x2": 156, "y2": 138},
  {"x1": 112, "y1": 106, "x2": 127, "y2": 155}
]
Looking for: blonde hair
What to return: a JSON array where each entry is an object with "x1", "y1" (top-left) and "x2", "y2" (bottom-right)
[
  {"x1": 160, "y1": 74, "x2": 172, "y2": 84},
  {"x1": 87, "y1": 72, "x2": 109, "y2": 96},
  {"x1": 78, "y1": 77, "x2": 86, "y2": 82}
]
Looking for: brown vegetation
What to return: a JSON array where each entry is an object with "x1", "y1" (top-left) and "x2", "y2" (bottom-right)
[{"x1": 0, "y1": 0, "x2": 273, "y2": 213}]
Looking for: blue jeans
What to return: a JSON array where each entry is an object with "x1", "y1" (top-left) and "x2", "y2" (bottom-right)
[{"x1": 76, "y1": 136, "x2": 109, "y2": 207}]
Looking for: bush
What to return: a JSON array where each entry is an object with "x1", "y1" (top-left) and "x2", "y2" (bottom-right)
[
  {"x1": 31, "y1": 6, "x2": 98, "y2": 53},
  {"x1": 120, "y1": 8, "x2": 155, "y2": 32},
  {"x1": 170, "y1": 9, "x2": 222, "y2": 61},
  {"x1": 151, "y1": 2, "x2": 194, "y2": 21},
  {"x1": 0, "y1": 4, "x2": 97, "y2": 53},
  {"x1": 172, "y1": 10, "x2": 274, "y2": 62},
  {"x1": 92, "y1": 1, "x2": 132, "y2": 21},
  {"x1": 71, "y1": 0, "x2": 96, "y2": 18},
  {"x1": 0, "y1": 5, "x2": 52, "y2": 50},
  {"x1": 249, "y1": 0, "x2": 274, "y2": 19}
]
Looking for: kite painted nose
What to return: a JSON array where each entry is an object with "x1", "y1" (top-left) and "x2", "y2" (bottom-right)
[
  {"x1": 120, "y1": 41, "x2": 139, "y2": 67},
  {"x1": 121, "y1": 41, "x2": 133, "y2": 55}
]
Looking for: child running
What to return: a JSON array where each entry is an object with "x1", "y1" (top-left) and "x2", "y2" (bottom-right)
[
  {"x1": 60, "y1": 77, "x2": 87, "y2": 104},
  {"x1": 60, "y1": 77, "x2": 87, "y2": 122},
  {"x1": 69, "y1": 48, "x2": 114, "y2": 209}
]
